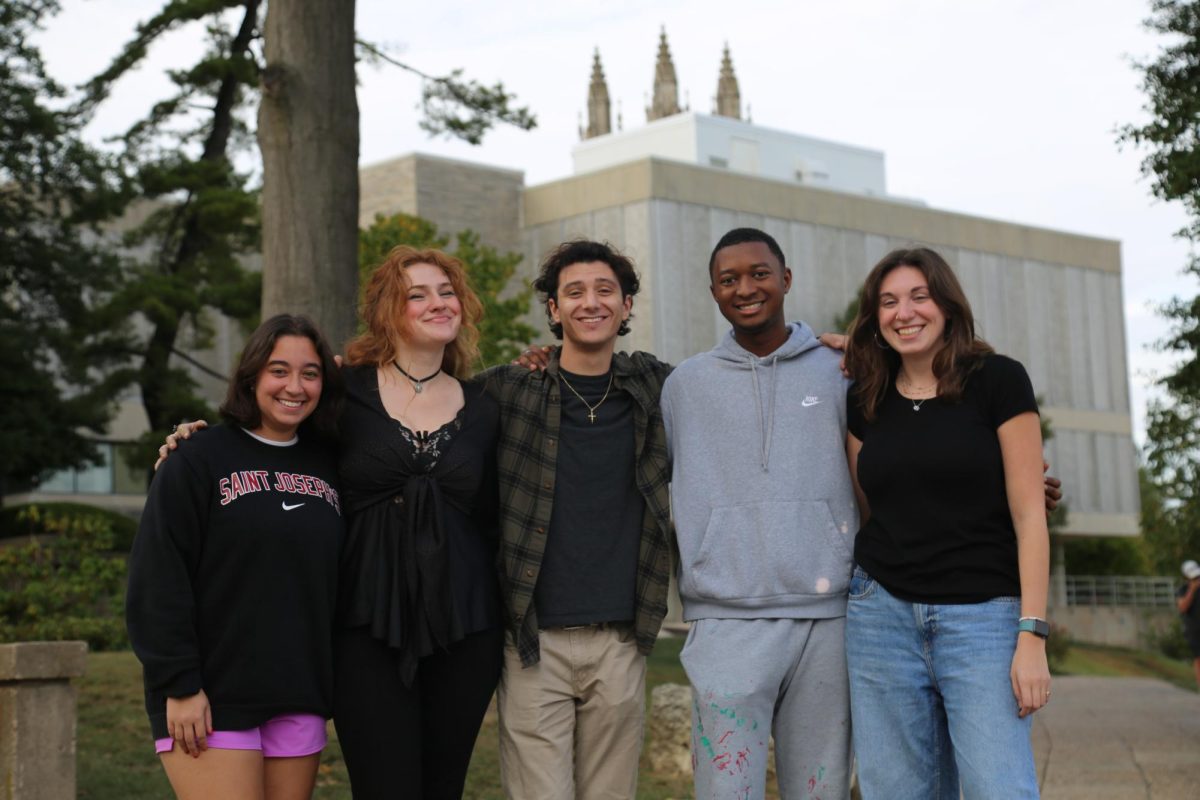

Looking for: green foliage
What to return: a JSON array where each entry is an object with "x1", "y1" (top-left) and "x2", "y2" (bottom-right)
[
  {"x1": 82, "y1": 0, "x2": 264, "y2": 470},
  {"x1": 832, "y1": 291, "x2": 861, "y2": 334},
  {"x1": 1044, "y1": 621, "x2": 1071, "y2": 672},
  {"x1": 356, "y1": 40, "x2": 537, "y2": 146},
  {"x1": 0, "y1": 502, "x2": 138, "y2": 550},
  {"x1": 0, "y1": 506, "x2": 128, "y2": 650},
  {"x1": 1118, "y1": 1, "x2": 1200, "y2": 237},
  {"x1": 1137, "y1": 464, "x2": 1200, "y2": 574},
  {"x1": 1147, "y1": 617, "x2": 1192, "y2": 661},
  {"x1": 1121, "y1": 1, "x2": 1200, "y2": 576},
  {"x1": 1062, "y1": 536, "x2": 1151, "y2": 576},
  {"x1": 0, "y1": 0, "x2": 134, "y2": 493},
  {"x1": 359, "y1": 213, "x2": 536, "y2": 368},
  {"x1": 453, "y1": 230, "x2": 538, "y2": 367},
  {"x1": 358, "y1": 212, "x2": 444, "y2": 276}
]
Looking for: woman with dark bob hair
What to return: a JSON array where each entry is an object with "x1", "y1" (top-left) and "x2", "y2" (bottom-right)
[
  {"x1": 127, "y1": 314, "x2": 345, "y2": 799},
  {"x1": 841, "y1": 248, "x2": 1050, "y2": 799}
]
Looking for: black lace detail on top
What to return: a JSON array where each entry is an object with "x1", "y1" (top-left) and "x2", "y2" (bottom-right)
[{"x1": 396, "y1": 414, "x2": 463, "y2": 471}]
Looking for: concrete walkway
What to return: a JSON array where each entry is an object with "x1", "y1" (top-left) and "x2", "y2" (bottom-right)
[{"x1": 1032, "y1": 676, "x2": 1200, "y2": 798}]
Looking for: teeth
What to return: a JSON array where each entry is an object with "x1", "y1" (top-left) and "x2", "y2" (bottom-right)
[
  {"x1": 278, "y1": 399, "x2": 302, "y2": 408},
  {"x1": 897, "y1": 326, "x2": 923, "y2": 336},
  {"x1": 738, "y1": 302, "x2": 763, "y2": 311}
]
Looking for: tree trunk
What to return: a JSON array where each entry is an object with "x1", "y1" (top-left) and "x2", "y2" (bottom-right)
[{"x1": 258, "y1": 0, "x2": 360, "y2": 350}]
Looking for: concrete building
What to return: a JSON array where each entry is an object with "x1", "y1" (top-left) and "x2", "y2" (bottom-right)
[{"x1": 22, "y1": 32, "x2": 1139, "y2": 548}]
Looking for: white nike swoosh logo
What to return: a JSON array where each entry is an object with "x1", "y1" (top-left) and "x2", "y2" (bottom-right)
[
  {"x1": 801, "y1": 399, "x2": 821, "y2": 407},
  {"x1": 281, "y1": 502, "x2": 305, "y2": 511}
]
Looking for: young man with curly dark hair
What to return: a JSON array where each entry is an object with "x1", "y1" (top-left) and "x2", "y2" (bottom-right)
[{"x1": 481, "y1": 239, "x2": 673, "y2": 799}]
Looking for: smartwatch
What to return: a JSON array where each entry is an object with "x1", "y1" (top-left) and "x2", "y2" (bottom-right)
[{"x1": 1018, "y1": 617, "x2": 1050, "y2": 639}]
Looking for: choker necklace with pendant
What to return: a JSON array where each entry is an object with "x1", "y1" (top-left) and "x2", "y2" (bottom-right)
[{"x1": 394, "y1": 361, "x2": 442, "y2": 393}]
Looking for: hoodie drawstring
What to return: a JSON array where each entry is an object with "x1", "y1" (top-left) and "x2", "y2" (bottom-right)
[{"x1": 749, "y1": 356, "x2": 780, "y2": 471}]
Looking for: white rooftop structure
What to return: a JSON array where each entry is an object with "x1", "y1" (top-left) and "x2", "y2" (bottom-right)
[{"x1": 571, "y1": 111, "x2": 889, "y2": 197}]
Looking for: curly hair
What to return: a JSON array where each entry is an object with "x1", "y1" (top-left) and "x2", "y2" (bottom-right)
[
  {"x1": 220, "y1": 314, "x2": 344, "y2": 441},
  {"x1": 531, "y1": 239, "x2": 639, "y2": 338},
  {"x1": 345, "y1": 245, "x2": 484, "y2": 378},
  {"x1": 844, "y1": 247, "x2": 993, "y2": 422}
]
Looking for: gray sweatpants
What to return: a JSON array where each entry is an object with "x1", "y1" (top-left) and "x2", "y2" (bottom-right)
[{"x1": 680, "y1": 616, "x2": 851, "y2": 800}]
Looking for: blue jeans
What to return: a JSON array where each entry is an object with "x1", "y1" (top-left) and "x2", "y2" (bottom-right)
[{"x1": 845, "y1": 568, "x2": 1038, "y2": 799}]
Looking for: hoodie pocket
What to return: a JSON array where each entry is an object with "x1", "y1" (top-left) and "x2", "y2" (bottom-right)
[{"x1": 686, "y1": 500, "x2": 854, "y2": 602}]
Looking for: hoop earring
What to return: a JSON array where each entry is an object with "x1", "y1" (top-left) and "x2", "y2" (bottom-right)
[{"x1": 873, "y1": 331, "x2": 891, "y2": 350}]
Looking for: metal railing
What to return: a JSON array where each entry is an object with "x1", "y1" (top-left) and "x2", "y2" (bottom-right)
[{"x1": 1065, "y1": 575, "x2": 1178, "y2": 608}]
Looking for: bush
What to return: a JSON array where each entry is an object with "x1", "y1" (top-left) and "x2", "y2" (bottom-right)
[
  {"x1": 0, "y1": 505, "x2": 128, "y2": 650},
  {"x1": 1147, "y1": 618, "x2": 1192, "y2": 662},
  {"x1": 1045, "y1": 621, "x2": 1070, "y2": 672},
  {"x1": 1062, "y1": 535, "x2": 1151, "y2": 576},
  {"x1": 0, "y1": 502, "x2": 137, "y2": 551}
]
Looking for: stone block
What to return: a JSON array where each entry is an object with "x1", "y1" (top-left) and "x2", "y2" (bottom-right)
[{"x1": 0, "y1": 641, "x2": 88, "y2": 800}]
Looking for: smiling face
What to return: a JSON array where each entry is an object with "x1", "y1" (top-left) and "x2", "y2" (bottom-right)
[
  {"x1": 710, "y1": 241, "x2": 792, "y2": 336},
  {"x1": 402, "y1": 262, "x2": 462, "y2": 348},
  {"x1": 877, "y1": 265, "x2": 947, "y2": 360},
  {"x1": 252, "y1": 335, "x2": 323, "y2": 441},
  {"x1": 548, "y1": 260, "x2": 632, "y2": 353}
]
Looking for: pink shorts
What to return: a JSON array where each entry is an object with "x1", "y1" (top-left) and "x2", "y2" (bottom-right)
[{"x1": 155, "y1": 713, "x2": 326, "y2": 757}]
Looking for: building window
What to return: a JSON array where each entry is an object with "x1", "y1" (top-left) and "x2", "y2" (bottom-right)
[{"x1": 38, "y1": 443, "x2": 144, "y2": 495}]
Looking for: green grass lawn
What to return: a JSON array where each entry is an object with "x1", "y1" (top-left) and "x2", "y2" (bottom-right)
[
  {"x1": 83, "y1": 637, "x2": 1189, "y2": 798},
  {"x1": 1053, "y1": 641, "x2": 1197, "y2": 691},
  {"x1": 78, "y1": 637, "x2": 693, "y2": 800}
]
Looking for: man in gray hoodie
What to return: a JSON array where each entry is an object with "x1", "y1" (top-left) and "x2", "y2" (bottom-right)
[{"x1": 661, "y1": 227, "x2": 856, "y2": 800}]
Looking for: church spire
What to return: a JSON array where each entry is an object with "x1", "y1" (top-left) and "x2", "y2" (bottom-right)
[
  {"x1": 714, "y1": 43, "x2": 742, "y2": 120},
  {"x1": 646, "y1": 27, "x2": 682, "y2": 122},
  {"x1": 581, "y1": 48, "x2": 612, "y2": 139}
]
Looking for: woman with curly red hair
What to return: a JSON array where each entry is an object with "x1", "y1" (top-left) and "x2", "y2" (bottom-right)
[{"x1": 333, "y1": 246, "x2": 503, "y2": 798}]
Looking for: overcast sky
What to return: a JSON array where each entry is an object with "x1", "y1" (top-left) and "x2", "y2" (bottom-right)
[{"x1": 36, "y1": 0, "x2": 1198, "y2": 447}]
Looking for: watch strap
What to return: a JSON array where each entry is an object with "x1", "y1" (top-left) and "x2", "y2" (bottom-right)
[{"x1": 1017, "y1": 617, "x2": 1050, "y2": 639}]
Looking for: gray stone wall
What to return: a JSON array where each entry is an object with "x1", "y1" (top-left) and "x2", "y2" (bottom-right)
[{"x1": 361, "y1": 153, "x2": 524, "y2": 256}]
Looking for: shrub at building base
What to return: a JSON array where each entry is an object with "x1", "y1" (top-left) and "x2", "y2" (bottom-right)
[
  {"x1": 1147, "y1": 618, "x2": 1191, "y2": 662},
  {"x1": 1045, "y1": 622, "x2": 1071, "y2": 672},
  {"x1": 0, "y1": 506, "x2": 127, "y2": 650}
]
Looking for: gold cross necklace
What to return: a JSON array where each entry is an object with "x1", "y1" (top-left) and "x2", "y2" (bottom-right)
[{"x1": 559, "y1": 372, "x2": 614, "y2": 424}]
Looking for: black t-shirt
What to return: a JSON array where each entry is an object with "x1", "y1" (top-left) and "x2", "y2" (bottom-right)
[
  {"x1": 535, "y1": 368, "x2": 645, "y2": 627},
  {"x1": 126, "y1": 425, "x2": 344, "y2": 739},
  {"x1": 847, "y1": 354, "x2": 1038, "y2": 603}
]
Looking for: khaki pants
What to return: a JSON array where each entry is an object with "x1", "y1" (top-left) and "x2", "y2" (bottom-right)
[{"x1": 498, "y1": 624, "x2": 647, "y2": 800}]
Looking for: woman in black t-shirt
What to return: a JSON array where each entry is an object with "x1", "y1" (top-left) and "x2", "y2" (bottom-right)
[{"x1": 841, "y1": 248, "x2": 1050, "y2": 799}]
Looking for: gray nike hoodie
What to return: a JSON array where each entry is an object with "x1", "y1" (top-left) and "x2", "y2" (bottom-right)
[{"x1": 661, "y1": 322, "x2": 858, "y2": 621}]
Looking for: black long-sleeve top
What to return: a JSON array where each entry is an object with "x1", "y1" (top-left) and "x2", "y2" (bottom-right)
[
  {"x1": 125, "y1": 425, "x2": 344, "y2": 739},
  {"x1": 336, "y1": 366, "x2": 501, "y2": 684}
]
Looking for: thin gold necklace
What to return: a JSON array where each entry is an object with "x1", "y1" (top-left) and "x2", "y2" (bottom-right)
[
  {"x1": 559, "y1": 372, "x2": 614, "y2": 424},
  {"x1": 898, "y1": 372, "x2": 937, "y2": 412}
]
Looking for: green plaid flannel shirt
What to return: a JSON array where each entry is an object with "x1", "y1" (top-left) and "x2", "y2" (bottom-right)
[{"x1": 479, "y1": 349, "x2": 674, "y2": 667}]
